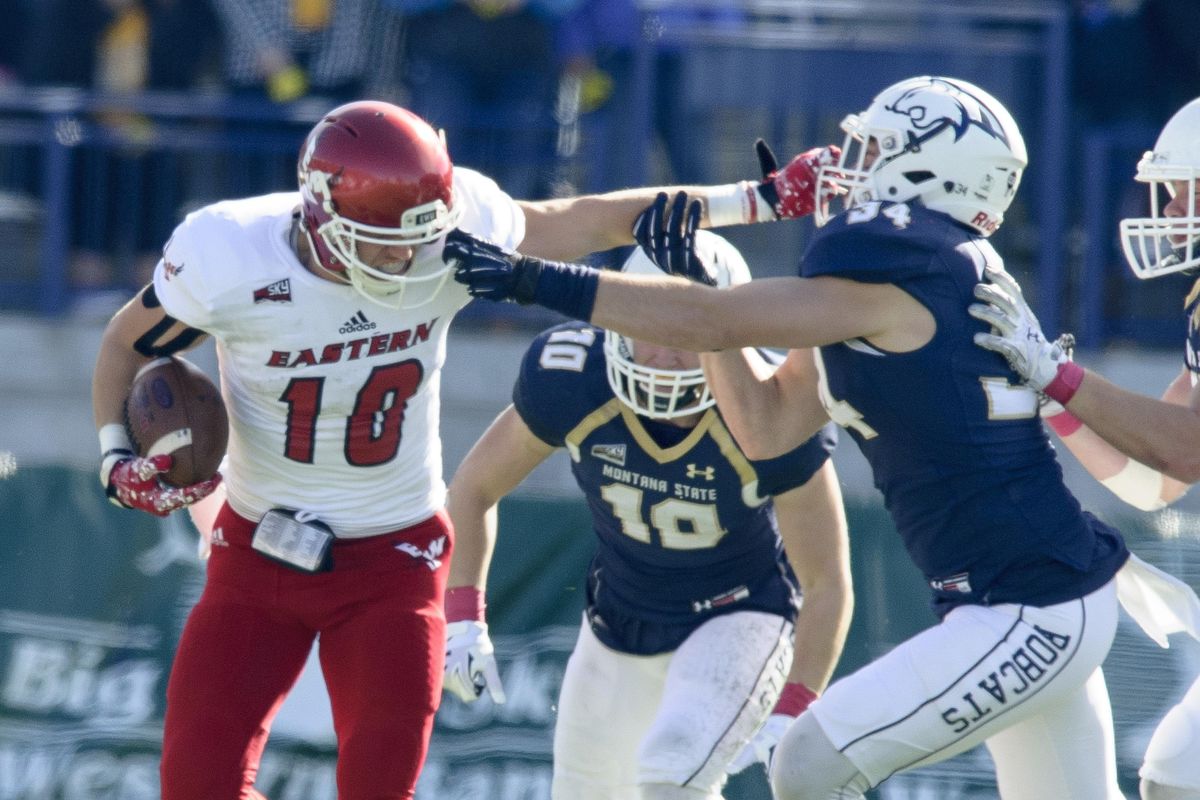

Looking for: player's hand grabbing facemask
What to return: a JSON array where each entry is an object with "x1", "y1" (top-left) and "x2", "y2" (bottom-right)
[
  {"x1": 969, "y1": 266, "x2": 1080, "y2": 401},
  {"x1": 755, "y1": 140, "x2": 842, "y2": 220},
  {"x1": 443, "y1": 229, "x2": 542, "y2": 304},
  {"x1": 633, "y1": 192, "x2": 714, "y2": 285},
  {"x1": 443, "y1": 620, "x2": 507, "y2": 704},
  {"x1": 100, "y1": 452, "x2": 223, "y2": 517}
]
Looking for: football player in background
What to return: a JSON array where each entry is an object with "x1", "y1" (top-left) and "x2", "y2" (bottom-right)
[
  {"x1": 442, "y1": 230, "x2": 852, "y2": 800},
  {"x1": 972, "y1": 96, "x2": 1200, "y2": 800},
  {"x1": 446, "y1": 75, "x2": 1139, "y2": 798},
  {"x1": 89, "y1": 97, "x2": 837, "y2": 799}
]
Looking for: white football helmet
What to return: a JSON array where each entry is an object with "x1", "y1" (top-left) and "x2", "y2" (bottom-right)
[
  {"x1": 816, "y1": 76, "x2": 1027, "y2": 236},
  {"x1": 1120, "y1": 98, "x2": 1200, "y2": 279},
  {"x1": 604, "y1": 231, "x2": 751, "y2": 419}
]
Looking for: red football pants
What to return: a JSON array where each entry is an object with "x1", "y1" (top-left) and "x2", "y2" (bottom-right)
[{"x1": 160, "y1": 504, "x2": 452, "y2": 800}]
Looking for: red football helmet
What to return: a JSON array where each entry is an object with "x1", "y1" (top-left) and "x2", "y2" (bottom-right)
[{"x1": 298, "y1": 100, "x2": 463, "y2": 308}]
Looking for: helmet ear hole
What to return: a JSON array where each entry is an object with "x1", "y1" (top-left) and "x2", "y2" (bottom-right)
[{"x1": 903, "y1": 170, "x2": 935, "y2": 185}]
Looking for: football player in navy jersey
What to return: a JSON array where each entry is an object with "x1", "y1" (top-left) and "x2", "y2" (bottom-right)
[
  {"x1": 972, "y1": 97, "x2": 1200, "y2": 800},
  {"x1": 446, "y1": 75, "x2": 1138, "y2": 799},
  {"x1": 442, "y1": 232, "x2": 852, "y2": 800}
]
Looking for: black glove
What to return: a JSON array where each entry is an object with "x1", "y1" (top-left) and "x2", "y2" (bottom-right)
[
  {"x1": 754, "y1": 139, "x2": 783, "y2": 211},
  {"x1": 444, "y1": 229, "x2": 543, "y2": 304},
  {"x1": 632, "y1": 191, "x2": 714, "y2": 286}
]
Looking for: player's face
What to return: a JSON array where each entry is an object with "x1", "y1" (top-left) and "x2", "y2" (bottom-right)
[
  {"x1": 1163, "y1": 180, "x2": 1200, "y2": 245},
  {"x1": 631, "y1": 341, "x2": 701, "y2": 370},
  {"x1": 355, "y1": 241, "x2": 418, "y2": 275},
  {"x1": 862, "y1": 138, "x2": 881, "y2": 170}
]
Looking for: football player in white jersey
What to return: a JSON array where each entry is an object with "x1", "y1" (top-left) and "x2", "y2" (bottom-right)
[
  {"x1": 973, "y1": 96, "x2": 1200, "y2": 800},
  {"x1": 89, "y1": 98, "x2": 838, "y2": 800}
]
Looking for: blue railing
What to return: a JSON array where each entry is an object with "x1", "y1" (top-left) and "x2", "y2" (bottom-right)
[
  {"x1": 0, "y1": 88, "x2": 328, "y2": 315},
  {"x1": 631, "y1": 0, "x2": 1072, "y2": 336},
  {"x1": 6, "y1": 4, "x2": 1165, "y2": 350}
]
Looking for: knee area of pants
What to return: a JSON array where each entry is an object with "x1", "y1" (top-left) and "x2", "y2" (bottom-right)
[
  {"x1": 1141, "y1": 778, "x2": 1200, "y2": 800},
  {"x1": 769, "y1": 715, "x2": 865, "y2": 800}
]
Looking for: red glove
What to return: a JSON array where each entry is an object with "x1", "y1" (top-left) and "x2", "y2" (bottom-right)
[
  {"x1": 101, "y1": 452, "x2": 222, "y2": 517},
  {"x1": 755, "y1": 140, "x2": 842, "y2": 219}
]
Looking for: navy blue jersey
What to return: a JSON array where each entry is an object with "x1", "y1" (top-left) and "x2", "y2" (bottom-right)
[
  {"x1": 513, "y1": 321, "x2": 837, "y2": 654},
  {"x1": 802, "y1": 201, "x2": 1128, "y2": 616},
  {"x1": 1184, "y1": 277, "x2": 1200, "y2": 376}
]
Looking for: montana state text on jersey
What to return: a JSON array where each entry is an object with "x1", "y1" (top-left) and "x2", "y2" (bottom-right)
[{"x1": 513, "y1": 320, "x2": 837, "y2": 654}]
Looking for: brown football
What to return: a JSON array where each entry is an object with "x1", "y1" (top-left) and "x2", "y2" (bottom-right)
[{"x1": 124, "y1": 356, "x2": 228, "y2": 487}]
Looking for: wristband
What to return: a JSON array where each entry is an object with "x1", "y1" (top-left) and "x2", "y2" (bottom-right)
[
  {"x1": 705, "y1": 182, "x2": 777, "y2": 227},
  {"x1": 99, "y1": 423, "x2": 133, "y2": 456},
  {"x1": 774, "y1": 681, "x2": 818, "y2": 717},
  {"x1": 1042, "y1": 361, "x2": 1085, "y2": 405},
  {"x1": 529, "y1": 259, "x2": 601, "y2": 321},
  {"x1": 445, "y1": 586, "x2": 486, "y2": 623},
  {"x1": 1101, "y1": 459, "x2": 1167, "y2": 512},
  {"x1": 1043, "y1": 409, "x2": 1083, "y2": 437}
]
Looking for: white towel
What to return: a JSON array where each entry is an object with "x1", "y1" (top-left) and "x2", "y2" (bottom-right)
[{"x1": 1116, "y1": 553, "x2": 1200, "y2": 648}]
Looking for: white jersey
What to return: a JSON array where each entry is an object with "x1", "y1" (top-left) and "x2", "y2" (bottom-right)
[{"x1": 153, "y1": 168, "x2": 523, "y2": 536}]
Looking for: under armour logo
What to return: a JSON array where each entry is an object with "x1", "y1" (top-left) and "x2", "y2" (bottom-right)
[
  {"x1": 395, "y1": 534, "x2": 446, "y2": 571},
  {"x1": 686, "y1": 464, "x2": 715, "y2": 480}
]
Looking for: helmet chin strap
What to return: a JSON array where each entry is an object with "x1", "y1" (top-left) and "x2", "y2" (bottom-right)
[{"x1": 293, "y1": 216, "x2": 352, "y2": 286}]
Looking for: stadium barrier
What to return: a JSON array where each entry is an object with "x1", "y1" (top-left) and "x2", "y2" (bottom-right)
[{"x1": 1, "y1": 465, "x2": 1193, "y2": 798}]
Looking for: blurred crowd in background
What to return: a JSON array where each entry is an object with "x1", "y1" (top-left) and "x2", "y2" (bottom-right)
[{"x1": 1, "y1": 0, "x2": 1200, "y2": 328}]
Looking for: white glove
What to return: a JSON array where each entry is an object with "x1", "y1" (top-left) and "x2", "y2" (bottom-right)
[
  {"x1": 443, "y1": 620, "x2": 506, "y2": 704},
  {"x1": 969, "y1": 266, "x2": 1071, "y2": 391},
  {"x1": 727, "y1": 713, "x2": 794, "y2": 775}
]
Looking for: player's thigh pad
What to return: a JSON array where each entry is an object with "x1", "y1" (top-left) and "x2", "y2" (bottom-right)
[
  {"x1": 985, "y1": 666, "x2": 1122, "y2": 799},
  {"x1": 553, "y1": 617, "x2": 672, "y2": 800},
  {"x1": 810, "y1": 579, "x2": 1118, "y2": 788},
  {"x1": 1142, "y1": 675, "x2": 1200, "y2": 793},
  {"x1": 637, "y1": 611, "x2": 793, "y2": 794}
]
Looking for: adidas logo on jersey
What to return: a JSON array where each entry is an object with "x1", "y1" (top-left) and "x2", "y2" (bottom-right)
[{"x1": 339, "y1": 310, "x2": 377, "y2": 334}]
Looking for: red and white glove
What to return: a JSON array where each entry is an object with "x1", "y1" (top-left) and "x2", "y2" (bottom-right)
[
  {"x1": 755, "y1": 140, "x2": 842, "y2": 220},
  {"x1": 443, "y1": 586, "x2": 506, "y2": 704},
  {"x1": 706, "y1": 142, "x2": 842, "y2": 227},
  {"x1": 726, "y1": 681, "x2": 817, "y2": 775},
  {"x1": 100, "y1": 451, "x2": 222, "y2": 517}
]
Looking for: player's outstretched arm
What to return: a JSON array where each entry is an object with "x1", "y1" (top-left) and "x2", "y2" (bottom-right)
[
  {"x1": 515, "y1": 141, "x2": 839, "y2": 261},
  {"x1": 443, "y1": 405, "x2": 556, "y2": 704},
  {"x1": 972, "y1": 267, "x2": 1200, "y2": 488}
]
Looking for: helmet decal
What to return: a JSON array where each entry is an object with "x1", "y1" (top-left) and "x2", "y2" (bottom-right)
[{"x1": 886, "y1": 78, "x2": 1016, "y2": 153}]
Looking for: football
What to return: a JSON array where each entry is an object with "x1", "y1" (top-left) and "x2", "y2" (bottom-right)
[{"x1": 124, "y1": 356, "x2": 228, "y2": 487}]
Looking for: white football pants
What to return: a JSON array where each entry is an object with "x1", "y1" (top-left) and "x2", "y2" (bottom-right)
[
  {"x1": 773, "y1": 579, "x2": 1122, "y2": 800},
  {"x1": 552, "y1": 610, "x2": 793, "y2": 800}
]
